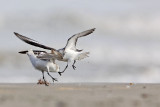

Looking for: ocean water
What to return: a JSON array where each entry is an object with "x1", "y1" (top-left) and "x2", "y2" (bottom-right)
[{"x1": 0, "y1": 0, "x2": 160, "y2": 83}]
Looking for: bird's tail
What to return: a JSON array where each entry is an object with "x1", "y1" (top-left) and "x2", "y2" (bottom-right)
[{"x1": 76, "y1": 52, "x2": 90, "y2": 60}]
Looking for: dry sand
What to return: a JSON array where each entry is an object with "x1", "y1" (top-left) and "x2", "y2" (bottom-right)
[{"x1": 0, "y1": 83, "x2": 159, "y2": 107}]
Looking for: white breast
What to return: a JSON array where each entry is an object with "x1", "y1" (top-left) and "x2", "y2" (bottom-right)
[
  {"x1": 63, "y1": 49, "x2": 79, "y2": 62},
  {"x1": 34, "y1": 59, "x2": 59, "y2": 72}
]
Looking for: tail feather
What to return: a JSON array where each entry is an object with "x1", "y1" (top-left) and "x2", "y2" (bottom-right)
[{"x1": 76, "y1": 52, "x2": 90, "y2": 60}]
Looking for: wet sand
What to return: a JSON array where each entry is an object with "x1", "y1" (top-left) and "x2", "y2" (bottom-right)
[{"x1": 0, "y1": 83, "x2": 159, "y2": 107}]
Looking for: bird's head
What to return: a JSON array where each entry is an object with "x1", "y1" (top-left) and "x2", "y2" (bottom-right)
[
  {"x1": 19, "y1": 49, "x2": 34, "y2": 56},
  {"x1": 26, "y1": 49, "x2": 34, "y2": 56}
]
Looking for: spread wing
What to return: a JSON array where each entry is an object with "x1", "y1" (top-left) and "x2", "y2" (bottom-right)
[
  {"x1": 19, "y1": 50, "x2": 57, "y2": 62},
  {"x1": 14, "y1": 32, "x2": 56, "y2": 50},
  {"x1": 19, "y1": 49, "x2": 63, "y2": 61},
  {"x1": 14, "y1": 32, "x2": 63, "y2": 60},
  {"x1": 64, "y1": 28, "x2": 95, "y2": 51}
]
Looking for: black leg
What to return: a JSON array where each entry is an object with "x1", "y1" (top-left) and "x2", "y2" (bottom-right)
[
  {"x1": 72, "y1": 60, "x2": 76, "y2": 70},
  {"x1": 47, "y1": 71, "x2": 58, "y2": 83},
  {"x1": 42, "y1": 71, "x2": 49, "y2": 86},
  {"x1": 58, "y1": 63, "x2": 68, "y2": 76}
]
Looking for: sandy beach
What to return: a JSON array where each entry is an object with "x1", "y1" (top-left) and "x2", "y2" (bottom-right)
[{"x1": 0, "y1": 83, "x2": 159, "y2": 107}]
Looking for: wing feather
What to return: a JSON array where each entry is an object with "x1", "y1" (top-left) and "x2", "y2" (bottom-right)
[
  {"x1": 37, "y1": 53, "x2": 62, "y2": 62},
  {"x1": 14, "y1": 32, "x2": 56, "y2": 50},
  {"x1": 65, "y1": 28, "x2": 95, "y2": 50}
]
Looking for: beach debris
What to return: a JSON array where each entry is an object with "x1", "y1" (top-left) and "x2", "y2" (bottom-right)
[
  {"x1": 126, "y1": 83, "x2": 135, "y2": 88},
  {"x1": 37, "y1": 79, "x2": 49, "y2": 86},
  {"x1": 142, "y1": 86, "x2": 146, "y2": 89},
  {"x1": 141, "y1": 93, "x2": 148, "y2": 99},
  {"x1": 129, "y1": 83, "x2": 134, "y2": 85}
]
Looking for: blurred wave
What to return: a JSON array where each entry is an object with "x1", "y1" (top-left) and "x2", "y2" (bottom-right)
[{"x1": 1, "y1": 11, "x2": 160, "y2": 37}]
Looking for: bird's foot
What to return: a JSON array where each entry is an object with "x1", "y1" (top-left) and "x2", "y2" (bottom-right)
[
  {"x1": 44, "y1": 82, "x2": 49, "y2": 86},
  {"x1": 58, "y1": 72, "x2": 63, "y2": 76},
  {"x1": 37, "y1": 79, "x2": 43, "y2": 84},
  {"x1": 72, "y1": 65, "x2": 76, "y2": 70},
  {"x1": 37, "y1": 79, "x2": 49, "y2": 86},
  {"x1": 52, "y1": 78, "x2": 58, "y2": 83}
]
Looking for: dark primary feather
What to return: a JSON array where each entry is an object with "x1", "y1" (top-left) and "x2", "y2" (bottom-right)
[
  {"x1": 14, "y1": 32, "x2": 56, "y2": 50},
  {"x1": 37, "y1": 53, "x2": 60, "y2": 60},
  {"x1": 65, "y1": 28, "x2": 96, "y2": 51}
]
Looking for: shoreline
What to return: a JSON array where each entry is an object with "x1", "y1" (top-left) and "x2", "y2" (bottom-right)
[{"x1": 0, "y1": 83, "x2": 159, "y2": 107}]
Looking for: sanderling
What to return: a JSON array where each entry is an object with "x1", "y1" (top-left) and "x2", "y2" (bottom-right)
[
  {"x1": 14, "y1": 28, "x2": 95, "y2": 76},
  {"x1": 20, "y1": 49, "x2": 60, "y2": 86}
]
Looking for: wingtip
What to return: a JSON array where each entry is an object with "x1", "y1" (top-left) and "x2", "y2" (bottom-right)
[
  {"x1": 91, "y1": 28, "x2": 96, "y2": 32},
  {"x1": 14, "y1": 32, "x2": 18, "y2": 35},
  {"x1": 92, "y1": 28, "x2": 96, "y2": 30}
]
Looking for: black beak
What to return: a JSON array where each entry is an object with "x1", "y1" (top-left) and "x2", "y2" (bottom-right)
[{"x1": 19, "y1": 50, "x2": 28, "y2": 54}]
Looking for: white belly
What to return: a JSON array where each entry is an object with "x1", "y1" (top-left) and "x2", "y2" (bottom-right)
[
  {"x1": 34, "y1": 60, "x2": 59, "y2": 72},
  {"x1": 63, "y1": 50, "x2": 78, "y2": 62}
]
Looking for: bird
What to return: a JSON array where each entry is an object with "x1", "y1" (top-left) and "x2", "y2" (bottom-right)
[
  {"x1": 19, "y1": 49, "x2": 60, "y2": 86},
  {"x1": 14, "y1": 28, "x2": 96, "y2": 76}
]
